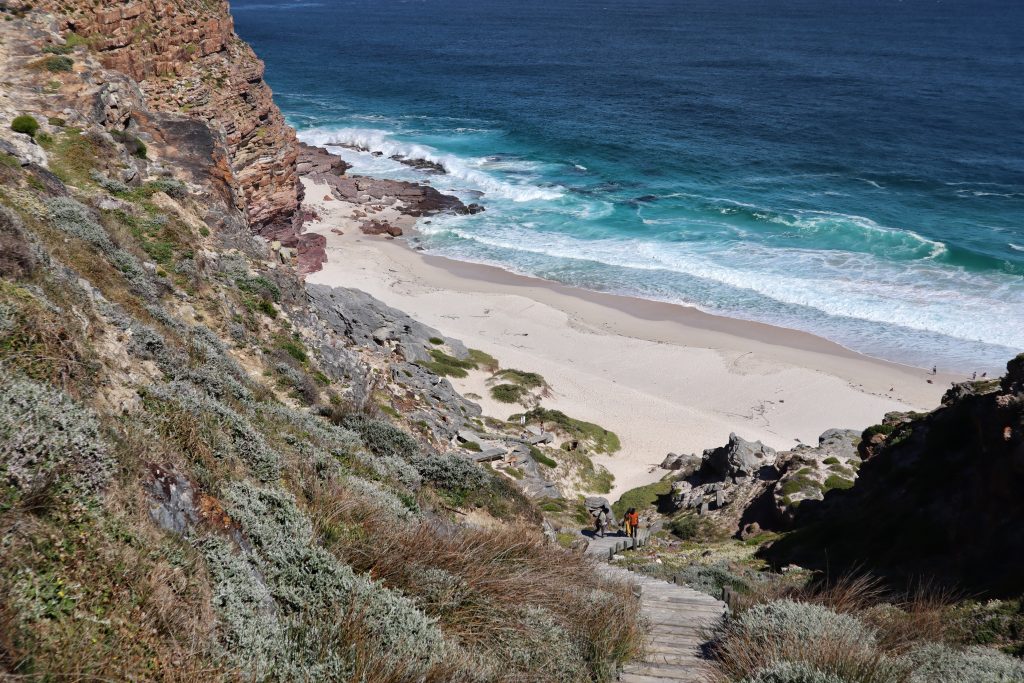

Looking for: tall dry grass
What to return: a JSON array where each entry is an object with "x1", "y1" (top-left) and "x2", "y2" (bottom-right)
[
  {"x1": 708, "y1": 572, "x2": 960, "y2": 683},
  {"x1": 315, "y1": 492, "x2": 645, "y2": 682}
]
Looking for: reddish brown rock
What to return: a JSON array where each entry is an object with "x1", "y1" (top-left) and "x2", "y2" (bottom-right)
[
  {"x1": 298, "y1": 142, "x2": 350, "y2": 176},
  {"x1": 38, "y1": 0, "x2": 311, "y2": 253},
  {"x1": 360, "y1": 221, "x2": 403, "y2": 237}
]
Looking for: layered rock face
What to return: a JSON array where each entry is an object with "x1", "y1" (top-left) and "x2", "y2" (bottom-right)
[{"x1": 38, "y1": 0, "x2": 322, "y2": 262}]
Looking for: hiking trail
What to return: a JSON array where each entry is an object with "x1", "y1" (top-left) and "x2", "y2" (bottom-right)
[{"x1": 584, "y1": 531, "x2": 727, "y2": 683}]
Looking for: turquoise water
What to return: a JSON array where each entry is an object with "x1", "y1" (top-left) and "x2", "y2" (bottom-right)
[{"x1": 233, "y1": 0, "x2": 1024, "y2": 372}]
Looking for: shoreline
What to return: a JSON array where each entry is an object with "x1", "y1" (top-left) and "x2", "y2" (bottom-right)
[{"x1": 300, "y1": 177, "x2": 955, "y2": 500}]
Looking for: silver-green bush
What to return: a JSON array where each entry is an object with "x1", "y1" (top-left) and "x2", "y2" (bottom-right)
[
  {"x1": 217, "y1": 482, "x2": 445, "y2": 673},
  {"x1": 735, "y1": 600, "x2": 877, "y2": 651},
  {"x1": 147, "y1": 381, "x2": 280, "y2": 482},
  {"x1": 742, "y1": 661, "x2": 847, "y2": 683},
  {"x1": 0, "y1": 370, "x2": 111, "y2": 494},
  {"x1": 903, "y1": 642, "x2": 1024, "y2": 683}
]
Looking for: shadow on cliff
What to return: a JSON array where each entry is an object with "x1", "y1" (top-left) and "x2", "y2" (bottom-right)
[{"x1": 760, "y1": 354, "x2": 1024, "y2": 598}]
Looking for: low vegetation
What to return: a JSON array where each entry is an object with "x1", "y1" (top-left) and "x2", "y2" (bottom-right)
[
  {"x1": 512, "y1": 407, "x2": 621, "y2": 453},
  {"x1": 0, "y1": 126, "x2": 643, "y2": 681},
  {"x1": 10, "y1": 115, "x2": 39, "y2": 138},
  {"x1": 612, "y1": 477, "x2": 673, "y2": 517}
]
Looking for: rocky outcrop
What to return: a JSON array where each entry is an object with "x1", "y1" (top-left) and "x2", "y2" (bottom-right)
[
  {"x1": 312, "y1": 172, "x2": 470, "y2": 216},
  {"x1": 298, "y1": 141, "x2": 350, "y2": 177},
  {"x1": 665, "y1": 429, "x2": 864, "y2": 533},
  {"x1": 763, "y1": 356, "x2": 1024, "y2": 596},
  {"x1": 306, "y1": 283, "x2": 469, "y2": 364},
  {"x1": 36, "y1": 0, "x2": 321, "y2": 264},
  {"x1": 700, "y1": 433, "x2": 777, "y2": 482}
]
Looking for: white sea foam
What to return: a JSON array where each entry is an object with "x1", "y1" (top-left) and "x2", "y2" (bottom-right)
[
  {"x1": 1010, "y1": 243, "x2": 1024, "y2": 253},
  {"x1": 299, "y1": 127, "x2": 563, "y2": 202},
  {"x1": 418, "y1": 216, "x2": 1024, "y2": 351}
]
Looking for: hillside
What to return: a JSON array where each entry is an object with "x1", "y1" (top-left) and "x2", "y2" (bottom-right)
[{"x1": 0, "y1": 2, "x2": 643, "y2": 680}]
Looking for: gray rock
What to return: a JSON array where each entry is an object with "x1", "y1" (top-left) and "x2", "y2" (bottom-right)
[
  {"x1": 715, "y1": 490, "x2": 726, "y2": 508},
  {"x1": 699, "y1": 501, "x2": 710, "y2": 516},
  {"x1": 147, "y1": 464, "x2": 199, "y2": 536},
  {"x1": 816, "y1": 428, "x2": 862, "y2": 461},
  {"x1": 472, "y1": 448, "x2": 505, "y2": 462},
  {"x1": 702, "y1": 433, "x2": 777, "y2": 481},
  {"x1": 306, "y1": 283, "x2": 468, "y2": 363},
  {"x1": 457, "y1": 430, "x2": 483, "y2": 445}
]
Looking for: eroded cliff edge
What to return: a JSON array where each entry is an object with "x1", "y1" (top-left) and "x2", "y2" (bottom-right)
[{"x1": 33, "y1": 0, "x2": 324, "y2": 267}]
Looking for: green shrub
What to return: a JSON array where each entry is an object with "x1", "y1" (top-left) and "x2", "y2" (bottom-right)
[
  {"x1": 514, "y1": 407, "x2": 620, "y2": 453},
  {"x1": 234, "y1": 276, "x2": 281, "y2": 302},
  {"x1": 468, "y1": 348, "x2": 499, "y2": 372},
  {"x1": 278, "y1": 338, "x2": 308, "y2": 364},
  {"x1": 146, "y1": 178, "x2": 188, "y2": 198},
  {"x1": 494, "y1": 368, "x2": 546, "y2": 389},
  {"x1": 255, "y1": 298, "x2": 278, "y2": 318},
  {"x1": 490, "y1": 383, "x2": 527, "y2": 404},
  {"x1": 612, "y1": 478, "x2": 672, "y2": 517},
  {"x1": 462, "y1": 440, "x2": 482, "y2": 452},
  {"x1": 109, "y1": 129, "x2": 148, "y2": 159},
  {"x1": 669, "y1": 514, "x2": 701, "y2": 540},
  {"x1": 42, "y1": 43, "x2": 74, "y2": 55},
  {"x1": 903, "y1": 642, "x2": 1024, "y2": 683},
  {"x1": 421, "y1": 349, "x2": 475, "y2": 378},
  {"x1": 339, "y1": 415, "x2": 419, "y2": 460},
  {"x1": 428, "y1": 336, "x2": 443, "y2": 345},
  {"x1": 10, "y1": 115, "x2": 39, "y2": 137},
  {"x1": 822, "y1": 456, "x2": 840, "y2": 465},
  {"x1": 42, "y1": 55, "x2": 74, "y2": 72},
  {"x1": 410, "y1": 452, "x2": 487, "y2": 495},
  {"x1": 530, "y1": 446, "x2": 556, "y2": 468},
  {"x1": 676, "y1": 562, "x2": 751, "y2": 598},
  {"x1": 823, "y1": 475, "x2": 855, "y2": 493},
  {"x1": 780, "y1": 475, "x2": 822, "y2": 497}
]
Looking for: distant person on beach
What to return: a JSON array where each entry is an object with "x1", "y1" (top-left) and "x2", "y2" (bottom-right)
[
  {"x1": 973, "y1": 372, "x2": 977, "y2": 380},
  {"x1": 932, "y1": 366, "x2": 938, "y2": 375}
]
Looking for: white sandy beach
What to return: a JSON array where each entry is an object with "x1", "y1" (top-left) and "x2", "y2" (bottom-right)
[{"x1": 301, "y1": 178, "x2": 955, "y2": 500}]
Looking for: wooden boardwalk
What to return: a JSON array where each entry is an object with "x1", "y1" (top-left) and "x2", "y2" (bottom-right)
[{"x1": 584, "y1": 532, "x2": 726, "y2": 683}]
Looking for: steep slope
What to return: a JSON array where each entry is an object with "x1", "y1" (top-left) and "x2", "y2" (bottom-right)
[{"x1": 0, "y1": 3, "x2": 644, "y2": 680}]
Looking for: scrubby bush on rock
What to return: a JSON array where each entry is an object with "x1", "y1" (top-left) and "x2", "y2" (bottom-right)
[
  {"x1": 10, "y1": 114, "x2": 39, "y2": 137},
  {"x1": 338, "y1": 413, "x2": 420, "y2": 460}
]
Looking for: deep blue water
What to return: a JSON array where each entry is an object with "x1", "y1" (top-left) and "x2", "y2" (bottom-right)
[{"x1": 233, "y1": 0, "x2": 1024, "y2": 372}]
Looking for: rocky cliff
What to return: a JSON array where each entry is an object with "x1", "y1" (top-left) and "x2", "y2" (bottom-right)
[
  {"x1": 32, "y1": 0, "x2": 324, "y2": 267},
  {"x1": 759, "y1": 356, "x2": 1024, "y2": 596}
]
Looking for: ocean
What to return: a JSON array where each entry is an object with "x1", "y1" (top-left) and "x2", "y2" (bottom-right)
[{"x1": 232, "y1": 0, "x2": 1024, "y2": 373}]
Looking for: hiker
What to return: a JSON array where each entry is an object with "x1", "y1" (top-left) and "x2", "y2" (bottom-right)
[
  {"x1": 621, "y1": 508, "x2": 633, "y2": 537},
  {"x1": 932, "y1": 365, "x2": 937, "y2": 375},
  {"x1": 972, "y1": 371, "x2": 977, "y2": 380},
  {"x1": 626, "y1": 508, "x2": 640, "y2": 541},
  {"x1": 595, "y1": 505, "x2": 610, "y2": 538}
]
